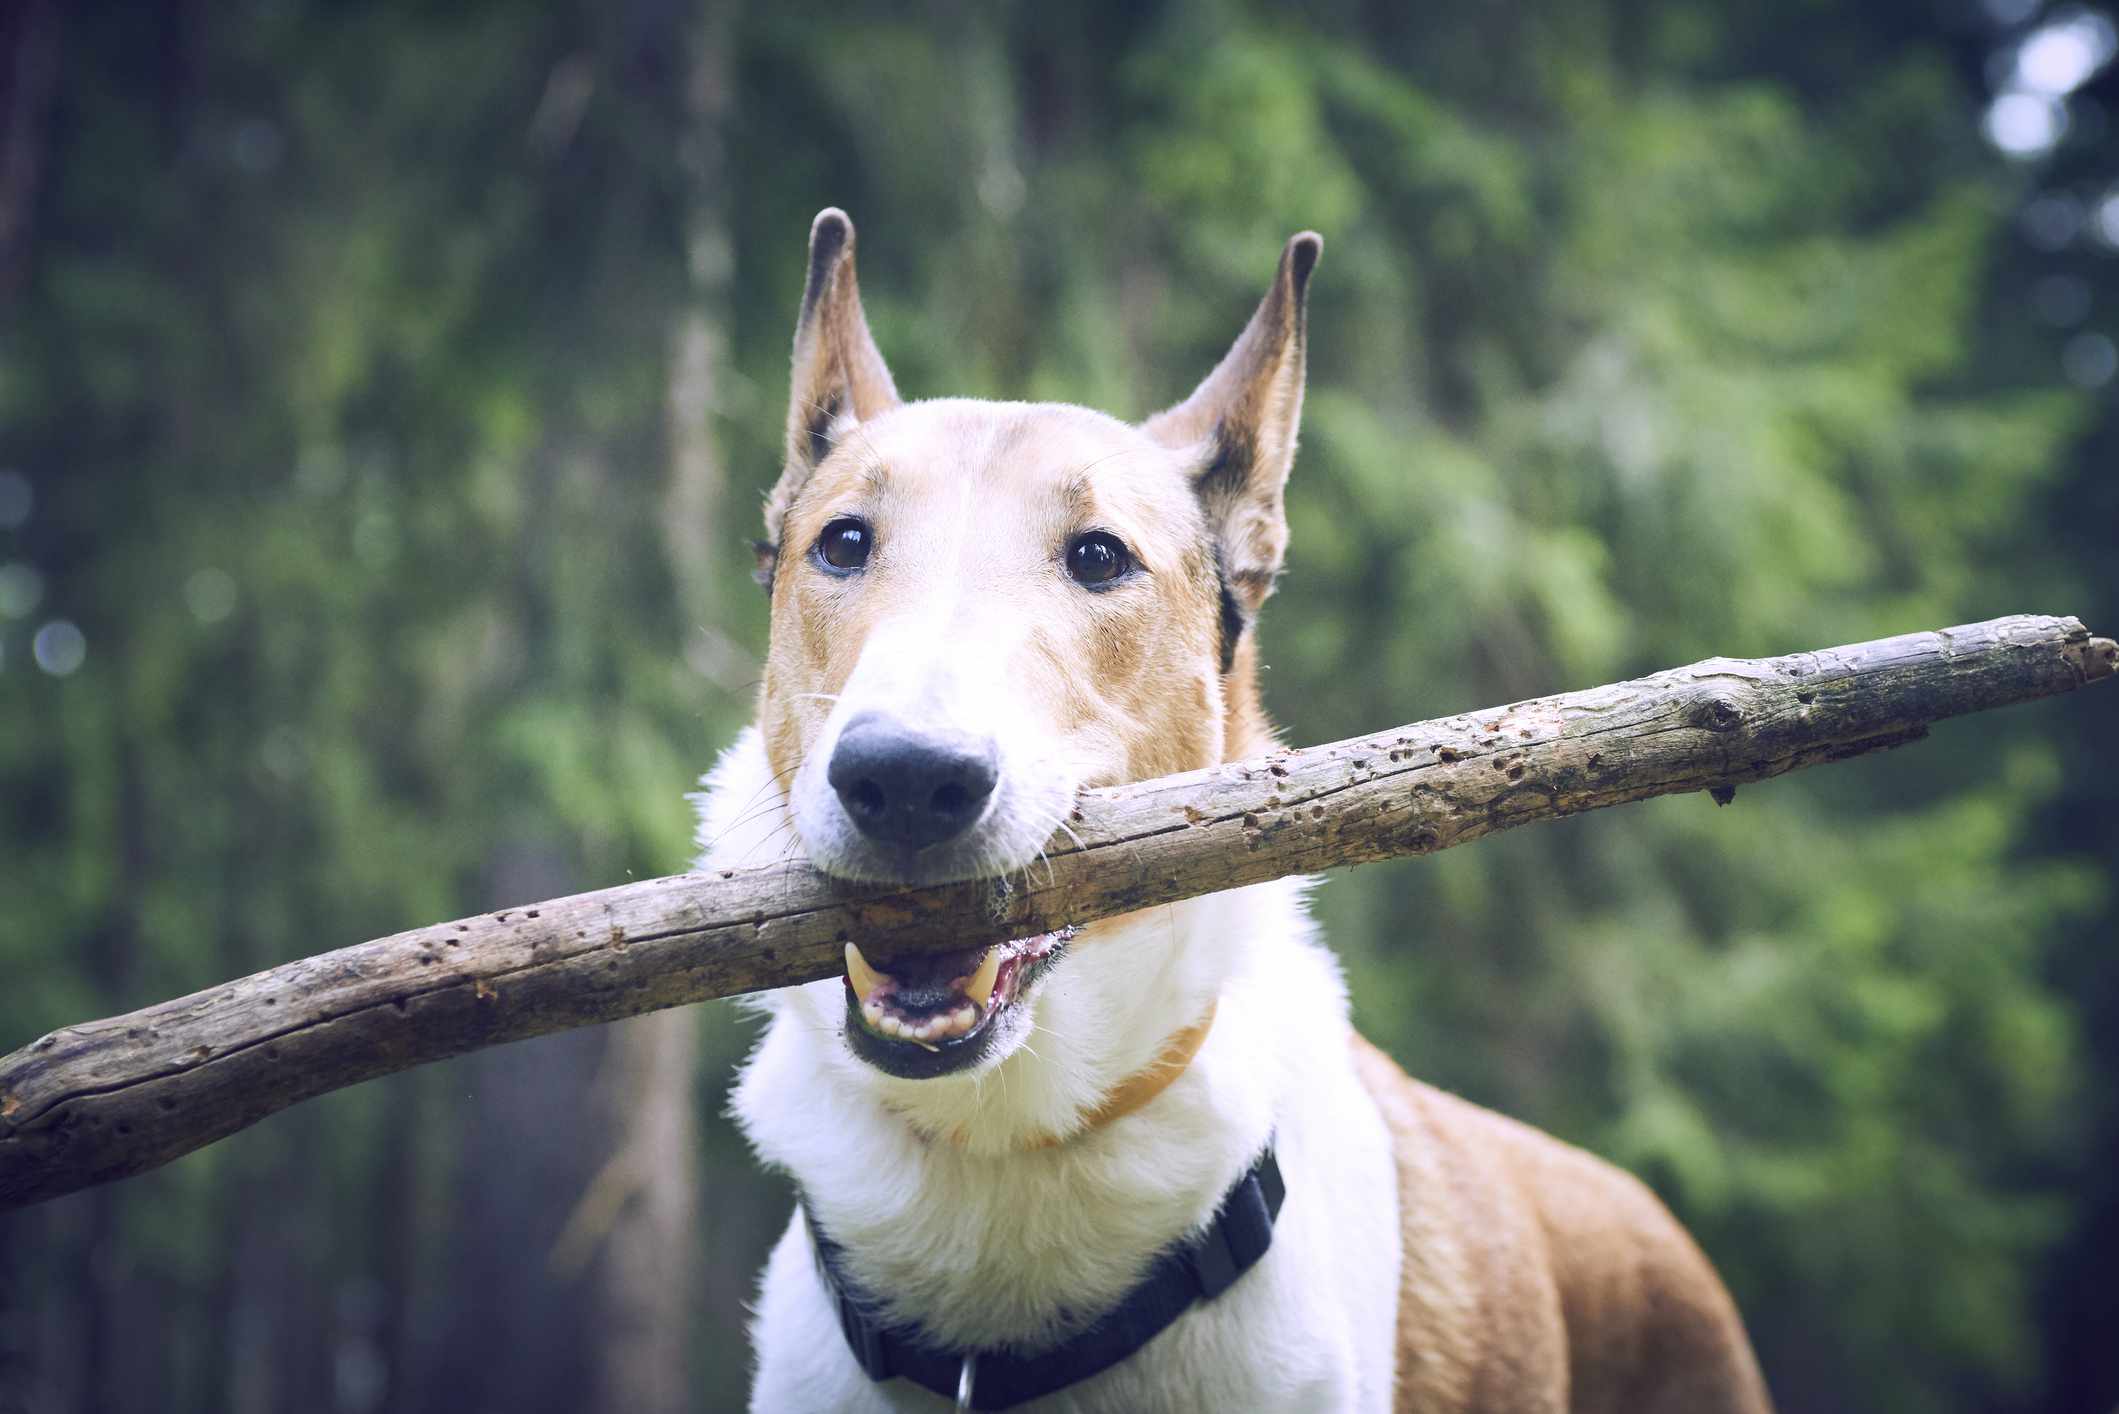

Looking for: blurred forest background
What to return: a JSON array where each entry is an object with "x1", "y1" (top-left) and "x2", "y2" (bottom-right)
[{"x1": 1, "y1": 0, "x2": 2115, "y2": 1411}]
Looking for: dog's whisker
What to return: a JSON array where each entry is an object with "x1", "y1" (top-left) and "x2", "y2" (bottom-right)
[
  {"x1": 732, "y1": 818, "x2": 803, "y2": 871},
  {"x1": 718, "y1": 788, "x2": 801, "y2": 836},
  {"x1": 768, "y1": 830, "x2": 816, "y2": 912},
  {"x1": 1024, "y1": 1010, "x2": 1083, "y2": 1041},
  {"x1": 734, "y1": 805, "x2": 799, "y2": 843},
  {"x1": 697, "y1": 761, "x2": 801, "y2": 853},
  {"x1": 728, "y1": 827, "x2": 792, "y2": 869},
  {"x1": 715, "y1": 793, "x2": 793, "y2": 838}
]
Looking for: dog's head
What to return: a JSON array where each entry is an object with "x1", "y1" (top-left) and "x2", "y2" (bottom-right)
[{"x1": 754, "y1": 209, "x2": 1316, "y2": 1094}]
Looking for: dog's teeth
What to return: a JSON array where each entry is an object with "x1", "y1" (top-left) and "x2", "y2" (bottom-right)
[
  {"x1": 845, "y1": 942, "x2": 886, "y2": 1005},
  {"x1": 963, "y1": 948, "x2": 1003, "y2": 1009},
  {"x1": 861, "y1": 991, "x2": 988, "y2": 1046}
]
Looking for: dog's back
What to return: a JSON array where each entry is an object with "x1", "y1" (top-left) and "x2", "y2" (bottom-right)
[{"x1": 1352, "y1": 1036, "x2": 1771, "y2": 1413}]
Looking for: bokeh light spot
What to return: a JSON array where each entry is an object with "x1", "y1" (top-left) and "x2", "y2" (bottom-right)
[
  {"x1": 2095, "y1": 191, "x2": 2119, "y2": 247},
  {"x1": 1985, "y1": 0, "x2": 2043, "y2": 26},
  {"x1": 185, "y1": 567, "x2": 238, "y2": 624},
  {"x1": 2061, "y1": 331, "x2": 2118, "y2": 386},
  {"x1": 2015, "y1": 12, "x2": 2118, "y2": 94},
  {"x1": 32, "y1": 619, "x2": 86, "y2": 676},
  {"x1": 2022, "y1": 191, "x2": 2084, "y2": 248},
  {"x1": 1986, "y1": 11, "x2": 2116, "y2": 159},
  {"x1": 1985, "y1": 91, "x2": 2070, "y2": 156},
  {"x1": 0, "y1": 562, "x2": 42, "y2": 619},
  {"x1": 977, "y1": 161, "x2": 1027, "y2": 218},
  {"x1": 260, "y1": 725, "x2": 308, "y2": 782}
]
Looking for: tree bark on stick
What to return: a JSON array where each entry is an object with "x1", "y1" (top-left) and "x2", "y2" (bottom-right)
[{"x1": 3, "y1": 612, "x2": 2110, "y2": 1211}]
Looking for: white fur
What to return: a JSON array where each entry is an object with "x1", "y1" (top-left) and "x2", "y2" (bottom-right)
[
  {"x1": 787, "y1": 589, "x2": 1082, "y2": 889},
  {"x1": 697, "y1": 729, "x2": 1404, "y2": 1411}
]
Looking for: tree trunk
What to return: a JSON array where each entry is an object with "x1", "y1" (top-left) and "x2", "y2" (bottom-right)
[
  {"x1": 572, "y1": 8, "x2": 735, "y2": 1407},
  {"x1": 564, "y1": 1012, "x2": 701, "y2": 1414}
]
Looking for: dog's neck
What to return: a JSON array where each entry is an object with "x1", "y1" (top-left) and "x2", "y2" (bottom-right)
[
  {"x1": 910, "y1": 999, "x2": 1218, "y2": 1152},
  {"x1": 1040, "y1": 999, "x2": 1218, "y2": 1140}
]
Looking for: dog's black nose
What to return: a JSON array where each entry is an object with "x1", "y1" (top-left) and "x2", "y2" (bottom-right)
[{"x1": 827, "y1": 713, "x2": 999, "y2": 850}]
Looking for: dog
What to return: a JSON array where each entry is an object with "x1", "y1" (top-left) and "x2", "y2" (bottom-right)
[{"x1": 694, "y1": 209, "x2": 1773, "y2": 1412}]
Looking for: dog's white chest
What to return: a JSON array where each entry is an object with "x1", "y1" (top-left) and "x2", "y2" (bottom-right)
[{"x1": 746, "y1": 1083, "x2": 1400, "y2": 1413}]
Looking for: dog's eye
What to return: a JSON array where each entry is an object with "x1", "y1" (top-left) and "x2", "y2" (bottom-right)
[
  {"x1": 1065, "y1": 531, "x2": 1133, "y2": 588},
  {"x1": 815, "y1": 518, "x2": 872, "y2": 573}
]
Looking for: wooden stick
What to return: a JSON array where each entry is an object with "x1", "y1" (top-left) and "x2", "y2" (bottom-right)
[{"x1": 3, "y1": 613, "x2": 2110, "y2": 1210}]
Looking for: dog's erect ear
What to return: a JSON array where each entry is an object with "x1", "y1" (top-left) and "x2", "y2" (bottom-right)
[
  {"x1": 758, "y1": 208, "x2": 901, "y2": 586},
  {"x1": 1141, "y1": 232, "x2": 1321, "y2": 639}
]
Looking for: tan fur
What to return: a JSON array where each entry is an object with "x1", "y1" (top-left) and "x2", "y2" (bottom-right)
[{"x1": 1352, "y1": 1037, "x2": 1773, "y2": 1413}]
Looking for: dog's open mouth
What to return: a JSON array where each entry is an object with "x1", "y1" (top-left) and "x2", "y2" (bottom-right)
[{"x1": 842, "y1": 929, "x2": 1071, "y2": 1078}]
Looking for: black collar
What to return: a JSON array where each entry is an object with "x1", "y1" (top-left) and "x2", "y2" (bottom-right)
[{"x1": 805, "y1": 1143, "x2": 1286, "y2": 1412}]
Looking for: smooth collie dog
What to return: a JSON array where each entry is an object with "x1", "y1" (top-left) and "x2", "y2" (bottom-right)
[{"x1": 696, "y1": 209, "x2": 1773, "y2": 1412}]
